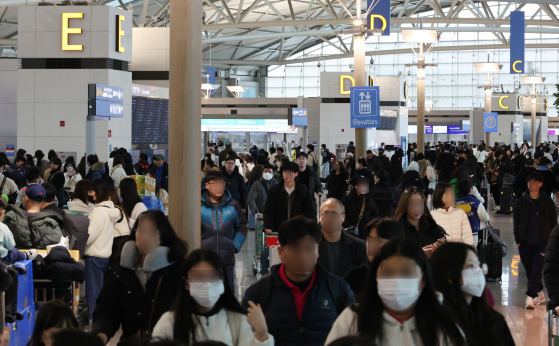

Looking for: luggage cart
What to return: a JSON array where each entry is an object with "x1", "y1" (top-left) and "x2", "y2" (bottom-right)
[
  {"x1": 549, "y1": 305, "x2": 558, "y2": 346},
  {"x1": 252, "y1": 211, "x2": 265, "y2": 276},
  {"x1": 260, "y1": 233, "x2": 279, "y2": 276}
]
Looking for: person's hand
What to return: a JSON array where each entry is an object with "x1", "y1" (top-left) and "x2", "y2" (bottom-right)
[
  {"x1": 247, "y1": 301, "x2": 269, "y2": 342},
  {"x1": 495, "y1": 171, "x2": 499, "y2": 176},
  {"x1": 423, "y1": 245, "x2": 434, "y2": 259},
  {"x1": 517, "y1": 243, "x2": 520, "y2": 247},
  {"x1": 98, "y1": 333, "x2": 108, "y2": 344},
  {"x1": 431, "y1": 241, "x2": 440, "y2": 251},
  {"x1": 256, "y1": 213, "x2": 263, "y2": 218},
  {"x1": 0, "y1": 327, "x2": 11, "y2": 346},
  {"x1": 346, "y1": 180, "x2": 350, "y2": 184},
  {"x1": 264, "y1": 229, "x2": 272, "y2": 234}
]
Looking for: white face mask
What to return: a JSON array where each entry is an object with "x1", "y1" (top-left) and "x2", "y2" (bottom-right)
[
  {"x1": 377, "y1": 278, "x2": 422, "y2": 311},
  {"x1": 189, "y1": 280, "x2": 225, "y2": 308},
  {"x1": 262, "y1": 172, "x2": 273, "y2": 181},
  {"x1": 461, "y1": 269, "x2": 485, "y2": 297}
]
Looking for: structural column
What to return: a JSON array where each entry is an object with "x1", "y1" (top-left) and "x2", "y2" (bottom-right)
[
  {"x1": 485, "y1": 91, "x2": 491, "y2": 147},
  {"x1": 531, "y1": 96, "x2": 536, "y2": 147},
  {"x1": 416, "y1": 66, "x2": 425, "y2": 155},
  {"x1": 169, "y1": 0, "x2": 202, "y2": 249}
]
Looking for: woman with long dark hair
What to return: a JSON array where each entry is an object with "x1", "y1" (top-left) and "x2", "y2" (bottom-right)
[
  {"x1": 119, "y1": 177, "x2": 147, "y2": 223},
  {"x1": 393, "y1": 187, "x2": 447, "y2": 259},
  {"x1": 67, "y1": 180, "x2": 93, "y2": 213},
  {"x1": 93, "y1": 210, "x2": 188, "y2": 344},
  {"x1": 325, "y1": 238, "x2": 466, "y2": 346},
  {"x1": 27, "y1": 300, "x2": 79, "y2": 346},
  {"x1": 321, "y1": 161, "x2": 350, "y2": 201},
  {"x1": 430, "y1": 242, "x2": 513, "y2": 346},
  {"x1": 63, "y1": 162, "x2": 82, "y2": 195},
  {"x1": 152, "y1": 249, "x2": 273, "y2": 345},
  {"x1": 386, "y1": 155, "x2": 404, "y2": 188}
]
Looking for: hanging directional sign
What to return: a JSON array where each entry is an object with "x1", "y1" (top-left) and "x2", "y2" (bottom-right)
[
  {"x1": 367, "y1": 0, "x2": 390, "y2": 36},
  {"x1": 350, "y1": 86, "x2": 380, "y2": 128},
  {"x1": 484, "y1": 112, "x2": 498, "y2": 133},
  {"x1": 510, "y1": 11, "x2": 525, "y2": 74}
]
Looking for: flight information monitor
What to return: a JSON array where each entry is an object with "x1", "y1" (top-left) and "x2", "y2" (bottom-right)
[{"x1": 132, "y1": 97, "x2": 169, "y2": 144}]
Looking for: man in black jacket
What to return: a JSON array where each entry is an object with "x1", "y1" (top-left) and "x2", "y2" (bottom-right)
[
  {"x1": 514, "y1": 172, "x2": 557, "y2": 309},
  {"x1": 221, "y1": 156, "x2": 247, "y2": 210},
  {"x1": 263, "y1": 162, "x2": 316, "y2": 233},
  {"x1": 371, "y1": 169, "x2": 398, "y2": 217},
  {"x1": 512, "y1": 149, "x2": 526, "y2": 176},
  {"x1": 376, "y1": 148, "x2": 390, "y2": 169},
  {"x1": 435, "y1": 143, "x2": 455, "y2": 183},
  {"x1": 150, "y1": 154, "x2": 169, "y2": 191},
  {"x1": 2, "y1": 156, "x2": 28, "y2": 189},
  {"x1": 47, "y1": 157, "x2": 65, "y2": 207},
  {"x1": 366, "y1": 150, "x2": 381, "y2": 173},
  {"x1": 295, "y1": 152, "x2": 322, "y2": 205},
  {"x1": 512, "y1": 160, "x2": 536, "y2": 198},
  {"x1": 242, "y1": 216, "x2": 355, "y2": 346},
  {"x1": 218, "y1": 141, "x2": 236, "y2": 168},
  {"x1": 318, "y1": 198, "x2": 367, "y2": 277}
]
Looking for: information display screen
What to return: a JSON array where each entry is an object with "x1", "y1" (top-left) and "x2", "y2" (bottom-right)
[
  {"x1": 448, "y1": 125, "x2": 468, "y2": 134},
  {"x1": 461, "y1": 120, "x2": 471, "y2": 131},
  {"x1": 433, "y1": 125, "x2": 447, "y2": 134},
  {"x1": 132, "y1": 97, "x2": 169, "y2": 144}
]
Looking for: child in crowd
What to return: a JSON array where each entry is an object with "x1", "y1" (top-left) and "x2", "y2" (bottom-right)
[
  {"x1": 0, "y1": 197, "x2": 38, "y2": 263},
  {"x1": 455, "y1": 180, "x2": 490, "y2": 246}
]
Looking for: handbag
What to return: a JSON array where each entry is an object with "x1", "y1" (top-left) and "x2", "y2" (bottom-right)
[{"x1": 485, "y1": 222, "x2": 507, "y2": 257}]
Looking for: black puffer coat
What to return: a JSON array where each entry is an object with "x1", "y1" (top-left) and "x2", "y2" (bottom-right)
[{"x1": 322, "y1": 169, "x2": 349, "y2": 201}]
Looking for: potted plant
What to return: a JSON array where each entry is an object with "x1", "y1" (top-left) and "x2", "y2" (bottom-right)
[{"x1": 554, "y1": 84, "x2": 559, "y2": 111}]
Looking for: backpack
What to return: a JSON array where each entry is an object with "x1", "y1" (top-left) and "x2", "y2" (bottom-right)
[
  {"x1": 65, "y1": 213, "x2": 90, "y2": 259},
  {"x1": 426, "y1": 164, "x2": 436, "y2": 183},
  {"x1": 310, "y1": 152, "x2": 319, "y2": 172},
  {"x1": 141, "y1": 196, "x2": 164, "y2": 213},
  {"x1": 329, "y1": 153, "x2": 337, "y2": 164},
  {"x1": 257, "y1": 272, "x2": 346, "y2": 315}
]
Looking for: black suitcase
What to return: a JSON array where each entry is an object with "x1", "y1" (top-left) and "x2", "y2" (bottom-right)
[
  {"x1": 499, "y1": 186, "x2": 515, "y2": 215},
  {"x1": 477, "y1": 228, "x2": 502, "y2": 283}
]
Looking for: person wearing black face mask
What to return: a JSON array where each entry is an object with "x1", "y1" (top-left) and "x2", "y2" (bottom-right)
[{"x1": 341, "y1": 177, "x2": 378, "y2": 240}]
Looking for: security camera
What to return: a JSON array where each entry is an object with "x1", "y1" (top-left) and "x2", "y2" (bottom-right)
[
  {"x1": 317, "y1": 61, "x2": 321, "y2": 68},
  {"x1": 407, "y1": 70, "x2": 411, "y2": 76},
  {"x1": 369, "y1": 58, "x2": 374, "y2": 66}
]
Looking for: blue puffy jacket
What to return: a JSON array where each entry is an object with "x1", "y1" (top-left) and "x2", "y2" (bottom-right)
[
  {"x1": 201, "y1": 189, "x2": 248, "y2": 265},
  {"x1": 455, "y1": 194, "x2": 481, "y2": 236}
]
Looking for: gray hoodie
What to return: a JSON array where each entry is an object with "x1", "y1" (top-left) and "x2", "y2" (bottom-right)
[{"x1": 247, "y1": 175, "x2": 278, "y2": 214}]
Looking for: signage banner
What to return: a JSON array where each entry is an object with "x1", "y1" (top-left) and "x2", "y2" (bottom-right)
[
  {"x1": 350, "y1": 86, "x2": 380, "y2": 128},
  {"x1": 433, "y1": 126, "x2": 447, "y2": 134},
  {"x1": 447, "y1": 125, "x2": 468, "y2": 135},
  {"x1": 207, "y1": 67, "x2": 216, "y2": 84},
  {"x1": 88, "y1": 83, "x2": 124, "y2": 118},
  {"x1": 510, "y1": 11, "x2": 525, "y2": 74},
  {"x1": 367, "y1": 0, "x2": 390, "y2": 36},
  {"x1": 5, "y1": 145, "x2": 14, "y2": 157},
  {"x1": 292, "y1": 108, "x2": 308, "y2": 126},
  {"x1": 201, "y1": 119, "x2": 289, "y2": 132},
  {"x1": 425, "y1": 125, "x2": 433, "y2": 134},
  {"x1": 484, "y1": 112, "x2": 498, "y2": 132}
]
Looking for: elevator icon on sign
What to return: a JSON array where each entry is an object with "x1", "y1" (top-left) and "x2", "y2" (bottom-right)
[{"x1": 358, "y1": 92, "x2": 372, "y2": 114}]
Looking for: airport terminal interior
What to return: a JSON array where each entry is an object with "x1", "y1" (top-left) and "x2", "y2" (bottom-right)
[{"x1": 1, "y1": 0, "x2": 559, "y2": 345}]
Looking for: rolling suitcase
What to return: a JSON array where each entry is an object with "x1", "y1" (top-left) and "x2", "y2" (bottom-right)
[
  {"x1": 252, "y1": 212, "x2": 265, "y2": 276},
  {"x1": 477, "y1": 227, "x2": 502, "y2": 283},
  {"x1": 499, "y1": 185, "x2": 515, "y2": 215}
]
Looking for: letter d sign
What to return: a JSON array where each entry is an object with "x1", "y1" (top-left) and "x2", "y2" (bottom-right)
[{"x1": 367, "y1": 0, "x2": 390, "y2": 36}]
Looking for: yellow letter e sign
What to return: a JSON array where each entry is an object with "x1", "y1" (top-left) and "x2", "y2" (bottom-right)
[{"x1": 62, "y1": 13, "x2": 84, "y2": 51}]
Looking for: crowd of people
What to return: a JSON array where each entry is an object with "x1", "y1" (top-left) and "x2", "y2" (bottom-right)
[{"x1": 0, "y1": 138, "x2": 558, "y2": 346}]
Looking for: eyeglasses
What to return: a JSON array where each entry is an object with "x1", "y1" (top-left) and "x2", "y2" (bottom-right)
[
  {"x1": 464, "y1": 262, "x2": 488, "y2": 275},
  {"x1": 320, "y1": 211, "x2": 343, "y2": 217}
]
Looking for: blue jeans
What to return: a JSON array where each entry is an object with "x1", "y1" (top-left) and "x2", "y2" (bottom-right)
[
  {"x1": 84, "y1": 256, "x2": 110, "y2": 320},
  {"x1": 2, "y1": 249, "x2": 26, "y2": 264}
]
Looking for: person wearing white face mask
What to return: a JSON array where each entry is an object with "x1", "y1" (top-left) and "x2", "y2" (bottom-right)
[
  {"x1": 431, "y1": 242, "x2": 514, "y2": 346},
  {"x1": 152, "y1": 249, "x2": 273, "y2": 346},
  {"x1": 325, "y1": 238, "x2": 466, "y2": 346},
  {"x1": 92, "y1": 210, "x2": 188, "y2": 344},
  {"x1": 247, "y1": 165, "x2": 278, "y2": 221}
]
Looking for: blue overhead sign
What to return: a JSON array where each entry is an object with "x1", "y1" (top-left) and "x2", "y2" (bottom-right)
[
  {"x1": 350, "y1": 86, "x2": 380, "y2": 128},
  {"x1": 367, "y1": 0, "x2": 390, "y2": 36},
  {"x1": 510, "y1": 11, "x2": 525, "y2": 74},
  {"x1": 292, "y1": 108, "x2": 308, "y2": 126},
  {"x1": 207, "y1": 67, "x2": 216, "y2": 84},
  {"x1": 88, "y1": 83, "x2": 124, "y2": 118},
  {"x1": 484, "y1": 112, "x2": 498, "y2": 132}
]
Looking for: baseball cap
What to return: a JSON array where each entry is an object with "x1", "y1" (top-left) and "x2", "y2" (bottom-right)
[
  {"x1": 154, "y1": 154, "x2": 165, "y2": 161},
  {"x1": 26, "y1": 184, "x2": 47, "y2": 203},
  {"x1": 34, "y1": 150, "x2": 44, "y2": 158}
]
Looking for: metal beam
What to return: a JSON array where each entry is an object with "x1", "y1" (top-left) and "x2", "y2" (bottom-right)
[
  {"x1": 318, "y1": 36, "x2": 347, "y2": 54},
  {"x1": 139, "y1": 0, "x2": 150, "y2": 27},
  {"x1": 204, "y1": 0, "x2": 235, "y2": 24},
  {"x1": 424, "y1": 0, "x2": 446, "y2": 19},
  {"x1": 145, "y1": 0, "x2": 170, "y2": 26},
  {"x1": 202, "y1": 43, "x2": 559, "y2": 66},
  {"x1": 235, "y1": 0, "x2": 244, "y2": 24}
]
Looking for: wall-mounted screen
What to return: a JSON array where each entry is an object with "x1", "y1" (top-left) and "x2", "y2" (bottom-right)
[
  {"x1": 433, "y1": 125, "x2": 447, "y2": 134},
  {"x1": 425, "y1": 125, "x2": 433, "y2": 134},
  {"x1": 132, "y1": 97, "x2": 169, "y2": 144},
  {"x1": 461, "y1": 120, "x2": 471, "y2": 131},
  {"x1": 448, "y1": 125, "x2": 468, "y2": 134},
  {"x1": 408, "y1": 125, "x2": 417, "y2": 134}
]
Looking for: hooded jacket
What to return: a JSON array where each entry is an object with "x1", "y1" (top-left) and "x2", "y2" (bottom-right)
[
  {"x1": 371, "y1": 181, "x2": 399, "y2": 218},
  {"x1": 201, "y1": 189, "x2": 248, "y2": 265},
  {"x1": 221, "y1": 166, "x2": 247, "y2": 209},
  {"x1": 86, "y1": 162, "x2": 106, "y2": 181},
  {"x1": 110, "y1": 164, "x2": 127, "y2": 189},
  {"x1": 2, "y1": 205, "x2": 63, "y2": 249},
  {"x1": 322, "y1": 169, "x2": 350, "y2": 201},
  {"x1": 93, "y1": 241, "x2": 183, "y2": 341},
  {"x1": 3, "y1": 165, "x2": 27, "y2": 189},
  {"x1": 86, "y1": 201, "x2": 123, "y2": 258},
  {"x1": 67, "y1": 199, "x2": 94, "y2": 213},
  {"x1": 248, "y1": 175, "x2": 278, "y2": 214},
  {"x1": 430, "y1": 207, "x2": 473, "y2": 246}
]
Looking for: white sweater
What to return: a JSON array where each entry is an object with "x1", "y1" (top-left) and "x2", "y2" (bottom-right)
[
  {"x1": 85, "y1": 201, "x2": 122, "y2": 258},
  {"x1": 67, "y1": 199, "x2": 94, "y2": 213},
  {"x1": 430, "y1": 208, "x2": 473, "y2": 246},
  {"x1": 64, "y1": 172, "x2": 82, "y2": 192},
  {"x1": 110, "y1": 165, "x2": 127, "y2": 189},
  {"x1": 152, "y1": 309, "x2": 274, "y2": 346},
  {"x1": 326, "y1": 308, "x2": 460, "y2": 346},
  {"x1": 157, "y1": 189, "x2": 169, "y2": 216},
  {"x1": 129, "y1": 202, "x2": 148, "y2": 226}
]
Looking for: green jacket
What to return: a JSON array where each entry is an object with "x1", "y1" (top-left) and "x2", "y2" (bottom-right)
[{"x1": 2, "y1": 205, "x2": 63, "y2": 249}]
